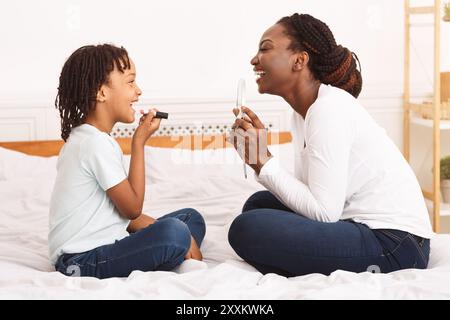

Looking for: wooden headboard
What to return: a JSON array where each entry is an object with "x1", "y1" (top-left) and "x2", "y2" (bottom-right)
[{"x1": 0, "y1": 132, "x2": 292, "y2": 157}]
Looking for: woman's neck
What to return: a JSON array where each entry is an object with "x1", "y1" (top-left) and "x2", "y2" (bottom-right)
[{"x1": 283, "y1": 79, "x2": 321, "y2": 119}]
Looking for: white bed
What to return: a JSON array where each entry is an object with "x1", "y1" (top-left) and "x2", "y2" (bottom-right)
[{"x1": 1, "y1": 140, "x2": 450, "y2": 300}]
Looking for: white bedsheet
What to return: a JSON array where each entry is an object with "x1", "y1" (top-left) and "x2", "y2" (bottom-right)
[{"x1": 1, "y1": 146, "x2": 450, "y2": 299}]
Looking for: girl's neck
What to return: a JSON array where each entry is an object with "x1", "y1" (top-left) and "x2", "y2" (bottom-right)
[
  {"x1": 85, "y1": 120, "x2": 112, "y2": 135},
  {"x1": 85, "y1": 109, "x2": 114, "y2": 135}
]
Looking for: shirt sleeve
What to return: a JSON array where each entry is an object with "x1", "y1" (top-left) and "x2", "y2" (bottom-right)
[
  {"x1": 256, "y1": 104, "x2": 353, "y2": 223},
  {"x1": 80, "y1": 135, "x2": 128, "y2": 191}
]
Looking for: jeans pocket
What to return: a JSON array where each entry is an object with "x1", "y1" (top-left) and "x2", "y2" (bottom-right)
[
  {"x1": 375, "y1": 229, "x2": 411, "y2": 263},
  {"x1": 377, "y1": 229, "x2": 405, "y2": 242},
  {"x1": 407, "y1": 234, "x2": 429, "y2": 267}
]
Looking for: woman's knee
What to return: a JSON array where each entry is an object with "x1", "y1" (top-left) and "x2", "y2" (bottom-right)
[
  {"x1": 228, "y1": 211, "x2": 259, "y2": 252},
  {"x1": 242, "y1": 191, "x2": 273, "y2": 212}
]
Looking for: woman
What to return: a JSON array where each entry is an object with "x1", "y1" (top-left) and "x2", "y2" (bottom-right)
[{"x1": 228, "y1": 13, "x2": 432, "y2": 277}]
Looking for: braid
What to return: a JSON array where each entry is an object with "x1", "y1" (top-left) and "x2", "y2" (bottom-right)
[
  {"x1": 55, "y1": 44, "x2": 131, "y2": 141},
  {"x1": 278, "y1": 13, "x2": 362, "y2": 98}
]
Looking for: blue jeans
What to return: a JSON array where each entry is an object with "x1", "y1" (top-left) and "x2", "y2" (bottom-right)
[
  {"x1": 228, "y1": 191, "x2": 430, "y2": 277},
  {"x1": 55, "y1": 208, "x2": 206, "y2": 279}
]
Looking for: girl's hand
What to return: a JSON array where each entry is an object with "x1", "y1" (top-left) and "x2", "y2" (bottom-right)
[
  {"x1": 230, "y1": 107, "x2": 273, "y2": 175},
  {"x1": 132, "y1": 108, "x2": 162, "y2": 145},
  {"x1": 126, "y1": 214, "x2": 156, "y2": 233}
]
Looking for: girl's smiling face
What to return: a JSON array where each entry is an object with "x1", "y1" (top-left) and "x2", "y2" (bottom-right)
[{"x1": 101, "y1": 59, "x2": 142, "y2": 124}]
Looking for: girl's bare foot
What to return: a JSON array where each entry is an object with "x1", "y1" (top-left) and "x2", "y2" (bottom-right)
[{"x1": 185, "y1": 236, "x2": 202, "y2": 261}]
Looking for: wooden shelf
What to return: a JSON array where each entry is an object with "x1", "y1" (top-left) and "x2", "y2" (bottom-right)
[
  {"x1": 408, "y1": 6, "x2": 435, "y2": 14},
  {"x1": 411, "y1": 116, "x2": 450, "y2": 130},
  {"x1": 409, "y1": 102, "x2": 449, "y2": 111},
  {"x1": 403, "y1": 0, "x2": 444, "y2": 232}
]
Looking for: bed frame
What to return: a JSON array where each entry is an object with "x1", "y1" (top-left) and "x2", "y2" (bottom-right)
[{"x1": 0, "y1": 132, "x2": 292, "y2": 157}]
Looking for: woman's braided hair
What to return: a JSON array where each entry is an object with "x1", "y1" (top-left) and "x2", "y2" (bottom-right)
[
  {"x1": 278, "y1": 13, "x2": 362, "y2": 98},
  {"x1": 55, "y1": 44, "x2": 131, "y2": 141}
]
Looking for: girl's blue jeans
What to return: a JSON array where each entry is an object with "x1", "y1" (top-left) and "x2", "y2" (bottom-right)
[{"x1": 56, "y1": 208, "x2": 206, "y2": 279}]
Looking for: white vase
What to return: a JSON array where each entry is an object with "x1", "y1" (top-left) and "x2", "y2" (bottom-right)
[{"x1": 442, "y1": 180, "x2": 450, "y2": 203}]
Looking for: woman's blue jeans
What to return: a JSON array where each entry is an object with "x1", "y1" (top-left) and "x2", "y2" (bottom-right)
[
  {"x1": 228, "y1": 191, "x2": 430, "y2": 277},
  {"x1": 55, "y1": 208, "x2": 206, "y2": 279}
]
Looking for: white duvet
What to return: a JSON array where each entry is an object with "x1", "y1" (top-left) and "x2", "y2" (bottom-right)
[{"x1": 1, "y1": 144, "x2": 450, "y2": 300}]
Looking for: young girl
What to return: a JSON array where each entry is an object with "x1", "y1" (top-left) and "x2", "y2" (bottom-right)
[{"x1": 49, "y1": 44, "x2": 206, "y2": 279}]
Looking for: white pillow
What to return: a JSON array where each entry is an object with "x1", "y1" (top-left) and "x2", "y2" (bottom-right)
[
  {"x1": 143, "y1": 142, "x2": 295, "y2": 184},
  {"x1": 0, "y1": 147, "x2": 57, "y2": 181}
]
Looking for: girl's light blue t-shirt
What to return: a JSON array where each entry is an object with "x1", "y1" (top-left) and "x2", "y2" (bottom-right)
[{"x1": 48, "y1": 124, "x2": 129, "y2": 265}]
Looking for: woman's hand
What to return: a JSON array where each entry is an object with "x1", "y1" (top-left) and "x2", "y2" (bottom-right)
[
  {"x1": 132, "y1": 108, "x2": 162, "y2": 145},
  {"x1": 231, "y1": 106, "x2": 273, "y2": 175}
]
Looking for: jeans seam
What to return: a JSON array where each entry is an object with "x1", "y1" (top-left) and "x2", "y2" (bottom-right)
[
  {"x1": 96, "y1": 244, "x2": 189, "y2": 266},
  {"x1": 161, "y1": 213, "x2": 192, "y2": 225},
  {"x1": 67, "y1": 243, "x2": 189, "y2": 269},
  {"x1": 236, "y1": 244, "x2": 390, "y2": 260},
  {"x1": 376, "y1": 230, "x2": 424, "y2": 263},
  {"x1": 378, "y1": 229, "x2": 403, "y2": 242},
  {"x1": 407, "y1": 234, "x2": 427, "y2": 265},
  {"x1": 378, "y1": 236, "x2": 408, "y2": 258},
  {"x1": 180, "y1": 213, "x2": 192, "y2": 224}
]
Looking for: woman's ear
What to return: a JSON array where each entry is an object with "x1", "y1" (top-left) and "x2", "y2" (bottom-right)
[
  {"x1": 293, "y1": 51, "x2": 309, "y2": 71},
  {"x1": 96, "y1": 85, "x2": 107, "y2": 103}
]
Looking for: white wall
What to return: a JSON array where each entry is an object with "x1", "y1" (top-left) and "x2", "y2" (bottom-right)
[
  {"x1": 0, "y1": 0, "x2": 449, "y2": 152},
  {"x1": 0, "y1": 0, "x2": 418, "y2": 101}
]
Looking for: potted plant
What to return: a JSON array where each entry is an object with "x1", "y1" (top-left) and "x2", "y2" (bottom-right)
[
  {"x1": 444, "y1": 2, "x2": 450, "y2": 22},
  {"x1": 441, "y1": 156, "x2": 450, "y2": 203}
]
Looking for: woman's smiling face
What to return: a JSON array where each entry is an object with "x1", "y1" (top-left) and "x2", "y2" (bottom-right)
[{"x1": 250, "y1": 23, "x2": 299, "y2": 96}]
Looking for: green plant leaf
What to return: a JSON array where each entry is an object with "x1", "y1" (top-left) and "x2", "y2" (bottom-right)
[{"x1": 441, "y1": 156, "x2": 450, "y2": 180}]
